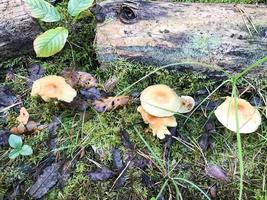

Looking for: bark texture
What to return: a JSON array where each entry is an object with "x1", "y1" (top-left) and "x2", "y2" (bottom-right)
[
  {"x1": 96, "y1": 1, "x2": 267, "y2": 78},
  {"x1": 0, "y1": 0, "x2": 40, "y2": 60}
]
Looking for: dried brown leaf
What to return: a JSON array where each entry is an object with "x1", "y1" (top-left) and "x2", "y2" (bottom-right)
[
  {"x1": 0, "y1": 129, "x2": 10, "y2": 147},
  {"x1": 17, "y1": 107, "x2": 29, "y2": 125},
  {"x1": 28, "y1": 163, "x2": 60, "y2": 199},
  {"x1": 93, "y1": 96, "x2": 129, "y2": 112},
  {"x1": 77, "y1": 72, "x2": 97, "y2": 89},
  {"x1": 205, "y1": 164, "x2": 229, "y2": 182},
  {"x1": 11, "y1": 121, "x2": 39, "y2": 135},
  {"x1": 61, "y1": 68, "x2": 79, "y2": 87},
  {"x1": 26, "y1": 121, "x2": 38, "y2": 132},
  {"x1": 104, "y1": 76, "x2": 117, "y2": 92}
]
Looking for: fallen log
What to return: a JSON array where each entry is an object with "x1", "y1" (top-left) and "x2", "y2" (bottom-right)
[
  {"x1": 96, "y1": 1, "x2": 267, "y2": 78},
  {"x1": 0, "y1": 0, "x2": 40, "y2": 60}
]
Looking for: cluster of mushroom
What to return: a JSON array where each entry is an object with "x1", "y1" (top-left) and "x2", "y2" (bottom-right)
[
  {"x1": 214, "y1": 97, "x2": 262, "y2": 134},
  {"x1": 138, "y1": 84, "x2": 195, "y2": 139}
]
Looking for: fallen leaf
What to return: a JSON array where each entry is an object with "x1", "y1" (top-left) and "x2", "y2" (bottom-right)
[
  {"x1": 112, "y1": 148, "x2": 123, "y2": 170},
  {"x1": 28, "y1": 163, "x2": 61, "y2": 199},
  {"x1": 62, "y1": 69, "x2": 98, "y2": 89},
  {"x1": 47, "y1": 117, "x2": 60, "y2": 153},
  {"x1": 77, "y1": 71, "x2": 98, "y2": 89},
  {"x1": 17, "y1": 123, "x2": 26, "y2": 134},
  {"x1": 27, "y1": 64, "x2": 45, "y2": 87},
  {"x1": 67, "y1": 96, "x2": 89, "y2": 111},
  {"x1": 0, "y1": 129, "x2": 10, "y2": 147},
  {"x1": 0, "y1": 86, "x2": 17, "y2": 108},
  {"x1": 205, "y1": 164, "x2": 229, "y2": 182},
  {"x1": 104, "y1": 76, "x2": 117, "y2": 92},
  {"x1": 58, "y1": 160, "x2": 72, "y2": 189},
  {"x1": 26, "y1": 121, "x2": 38, "y2": 132},
  {"x1": 114, "y1": 165, "x2": 128, "y2": 189},
  {"x1": 209, "y1": 184, "x2": 217, "y2": 199},
  {"x1": 17, "y1": 107, "x2": 29, "y2": 125},
  {"x1": 11, "y1": 121, "x2": 39, "y2": 135},
  {"x1": 120, "y1": 129, "x2": 134, "y2": 150},
  {"x1": 163, "y1": 127, "x2": 179, "y2": 163},
  {"x1": 124, "y1": 152, "x2": 152, "y2": 169},
  {"x1": 61, "y1": 68, "x2": 79, "y2": 87},
  {"x1": 88, "y1": 166, "x2": 115, "y2": 181},
  {"x1": 80, "y1": 87, "x2": 107, "y2": 101},
  {"x1": 93, "y1": 96, "x2": 129, "y2": 112},
  {"x1": 198, "y1": 120, "x2": 216, "y2": 152}
]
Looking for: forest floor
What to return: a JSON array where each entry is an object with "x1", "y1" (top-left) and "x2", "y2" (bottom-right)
[{"x1": 0, "y1": 0, "x2": 266, "y2": 200}]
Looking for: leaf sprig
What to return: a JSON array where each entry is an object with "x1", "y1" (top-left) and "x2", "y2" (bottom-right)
[
  {"x1": 8, "y1": 134, "x2": 33, "y2": 159},
  {"x1": 23, "y1": 0, "x2": 94, "y2": 57}
]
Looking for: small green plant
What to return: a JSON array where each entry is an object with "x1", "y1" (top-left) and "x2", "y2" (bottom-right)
[
  {"x1": 8, "y1": 134, "x2": 33, "y2": 159},
  {"x1": 23, "y1": 0, "x2": 94, "y2": 57}
]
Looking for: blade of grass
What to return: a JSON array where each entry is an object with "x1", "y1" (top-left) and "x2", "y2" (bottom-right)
[
  {"x1": 117, "y1": 61, "x2": 228, "y2": 96},
  {"x1": 171, "y1": 178, "x2": 181, "y2": 200},
  {"x1": 174, "y1": 177, "x2": 211, "y2": 200},
  {"x1": 232, "y1": 85, "x2": 244, "y2": 200},
  {"x1": 155, "y1": 179, "x2": 169, "y2": 200},
  {"x1": 134, "y1": 126, "x2": 166, "y2": 171}
]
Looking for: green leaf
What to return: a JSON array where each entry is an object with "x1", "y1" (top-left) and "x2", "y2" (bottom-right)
[
  {"x1": 20, "y1": 145, "x2": 33, "y2": 156},
  {"x1": 23, "y1": 0, "x2": 61, "y2": 22},
  {"x1": 68, "y1": 0, "x2": 94, "y2": 17},
  {"x1": 34, "y1": 27, "x2": 68, "y2": 57},
  {"x1": 8, "y1": 134, "x2": 23, "y2": 149},
  {"x1": 8, "y1": 149, "x2": 21, "y2": 159}
]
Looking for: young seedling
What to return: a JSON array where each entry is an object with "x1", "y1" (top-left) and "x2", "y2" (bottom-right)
[
  {"x1": 8, "y1": 134, "x2": 33, "y2": 159},
  {"x1": 23, "y1": 0, "x2": 94, "y2": 57}
]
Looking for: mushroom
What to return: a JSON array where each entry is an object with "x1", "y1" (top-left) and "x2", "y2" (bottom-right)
[
  {"x1": 178, "y1": 96, "x2": 195, "y2": 113},
  {"x1": 137, "y1": 106, "x2": 177, "y2": 139},
  {"x1": 31, "y1": 75, "x2": 77, "y2": 103},
  {"x1": 214, "y1": 97, "x2": 262, "y2": 133},
  {"x1": 140, "y1": 84, "x2": 181, "y2": 117}
]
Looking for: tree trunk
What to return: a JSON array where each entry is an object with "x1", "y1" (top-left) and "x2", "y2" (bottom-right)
[
  {"x1": 0, "y1": 0, "x2": 40, "y2": 60},
  {"x1": 96, "y1": 1, "x2": 267, "y2": 78}
]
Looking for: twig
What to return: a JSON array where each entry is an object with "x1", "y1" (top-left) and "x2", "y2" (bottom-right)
[{"x1": 109, "y1": 160, "x2": 131, "y2": 191}]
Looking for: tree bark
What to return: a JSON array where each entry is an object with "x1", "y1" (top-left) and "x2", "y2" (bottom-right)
[
  {"x1": 0, "y1": 0, "x2": 40, "y2": 60},
  {"x1": 96, "y1": 1, "x2": 267, "y2": 78}
]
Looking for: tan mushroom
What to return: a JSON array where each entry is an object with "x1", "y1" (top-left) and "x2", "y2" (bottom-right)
[
  {"x1": 140, "y1": 84, "x2": 181, "y2": 117},
  {"x1": 178, "y1": 96, "x2": 195, "y2": 113},
  {"x1": 137, "y1": 106, "x2": 177, "y2": 139},
  {"x1": 31, "y1": 75, "x2": 77, "y2": 103},
  {"x1": 214, "y1": 97, "x2": 262, "y2": 133}
]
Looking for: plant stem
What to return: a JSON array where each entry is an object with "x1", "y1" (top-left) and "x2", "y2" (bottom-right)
[{"x1": 232, "y1": 85, "x2": 244, "y2": 200}]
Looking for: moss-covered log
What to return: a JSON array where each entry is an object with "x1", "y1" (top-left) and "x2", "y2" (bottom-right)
[
  {"x1": 0, "y1": 0, "x2": 40, "y2": 60},
  {"x1": 96, "y1": 1, "x2": 267, "y2": 78}
]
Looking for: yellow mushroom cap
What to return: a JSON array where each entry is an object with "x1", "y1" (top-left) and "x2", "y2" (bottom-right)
[
  {"x1": 31, "y1": 75, "x2": 77, "y2": 103},
  {"x1": 214, "y1": 97, "x2": 262, "y2": 133},
  {"x1": 178, "y1": 96, "x2": 195, "y2": 113},
  {"x1": 137, "y1": 106, "x2": 177, "y2": 139},
  {"x1": 140, "y1": 84, "x2": 181, "y2": 117}
]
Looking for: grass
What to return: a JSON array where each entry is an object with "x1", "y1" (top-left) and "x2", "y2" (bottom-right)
[{"x1": 1, "y1": 0, "x2": 267, "y2": 199}]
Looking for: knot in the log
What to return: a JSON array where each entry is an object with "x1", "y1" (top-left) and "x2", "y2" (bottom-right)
[{"x1": 118, "y1": 1, "x2": 139, "y2": 24}]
